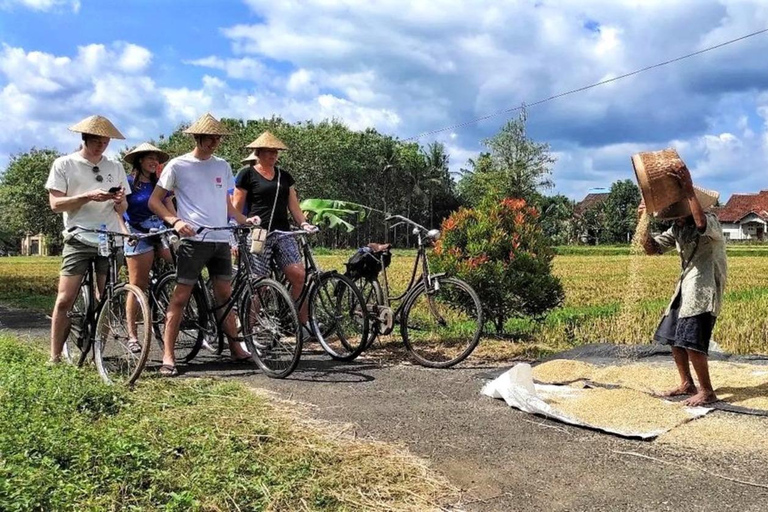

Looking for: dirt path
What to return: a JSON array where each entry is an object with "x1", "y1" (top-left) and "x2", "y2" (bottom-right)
[{"x1": 2, "y1": 305, "x2": 767, "y2": 511}]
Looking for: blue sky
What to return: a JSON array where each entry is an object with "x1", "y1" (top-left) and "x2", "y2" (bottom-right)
[{"x1": 1, "y1": 0, "x2": 768, "y2": 203}]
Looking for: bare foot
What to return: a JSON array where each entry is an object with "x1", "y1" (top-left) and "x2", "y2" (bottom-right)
[
  {"x1": 658, "y1": 382, "x2": 697, "y2": 398},
  {"x1": 683, "y1": 390, "x2": 718, "y2": 407}
]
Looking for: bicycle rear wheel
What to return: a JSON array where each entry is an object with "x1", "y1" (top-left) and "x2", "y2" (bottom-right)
[
  {"x1": 309, "y1": 273, "x2": 368, "y2": 361},
  {"x1": 240, "y1": 277, "x2": 301, "y2": 378},
  {"x1": 355, "y1": 277, "x2": 384, "y2": 349},
  {"x1": 152, "y1": 273, "x2": 207, "y2": 363},
  {"x1": 63, "y1": 284, "x2": 91, "y2": 366},
  {"x1": 401, "y1": 276, "x2": 483, "y2": 368},
  {"x1": 93, "y1": 284, "x2": 152, "y2": 385}
]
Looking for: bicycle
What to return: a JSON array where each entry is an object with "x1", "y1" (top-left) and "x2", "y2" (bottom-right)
[
  {"x1": 351, "y1": 214, "x2": 483, "y2": 368},
  {"x1": 269, "y1": 229, "x2": 369, "y2": 361},
  {"x1": 62, "y1": 225, "x2": 157, "y2": 385},
  {"x1": 152, "y1": 224, "x2": 302, "y2": 378}
]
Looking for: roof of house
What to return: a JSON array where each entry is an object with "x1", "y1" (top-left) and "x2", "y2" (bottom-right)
[
  {"x1": 717, "y1": 190, "x2": 768, "y2": 223},
  {"x1": 574, "y1": 192, "x2": 609, "y2": 215}
]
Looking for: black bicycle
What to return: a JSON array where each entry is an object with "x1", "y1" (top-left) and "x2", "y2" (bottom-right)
[
  {"x1": 351, "y1": 215, "x2": 483, "y2": 368},
  {"x1": 151, "y1": 224, "x2": 302, "y2": 378},
  {"x1": 63, "y1": 225, "x2": 158, "y2": 385},
  {"x1": 269, "y1": 230, "x2": 369, "y2": 361}
]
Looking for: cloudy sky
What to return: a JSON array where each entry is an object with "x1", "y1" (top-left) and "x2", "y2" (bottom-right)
[{"x1": 1, "y1": 0, "x2": 767, "y2": 201}]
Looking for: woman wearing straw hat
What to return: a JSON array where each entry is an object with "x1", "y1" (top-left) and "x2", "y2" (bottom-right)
[
  {"x1": 635, "y1": 152, "x2": 727, "y2": 407},
  {"x1": 233, "y1": 132, "x2": 317, "y2": 327},
  {"x1": 149, "y1": 113, "x2": 259, "y2": 376},
  {"x1": 122, "y1": 143, "x2": 176, "y2": 352},
  {"x1": 45, "y1": 115, "x2": 131, "y2": 363}
]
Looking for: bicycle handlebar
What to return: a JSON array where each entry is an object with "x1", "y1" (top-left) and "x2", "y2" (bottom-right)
[
  {"x1": 68, "y1": 225, "x2": 176, "y2": 240},
  {"x1": 194, "y1": 224, "x2": 254, "y2": 234},
  {"x1": 269, "y1": 228, "x2": 320, "y2": 238},
  {"x1": 385, "y1": 214, "x2": 427, "y2": 232}
]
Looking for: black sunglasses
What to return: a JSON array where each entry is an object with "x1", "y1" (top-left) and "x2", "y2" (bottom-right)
[{"x1": 93, "y1": 166, "x2": 103, "y2": 182}]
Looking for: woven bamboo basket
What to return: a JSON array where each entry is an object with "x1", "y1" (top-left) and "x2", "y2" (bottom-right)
[{"x1": 631, "y1": 148, "x2": 687, "y2": 215}]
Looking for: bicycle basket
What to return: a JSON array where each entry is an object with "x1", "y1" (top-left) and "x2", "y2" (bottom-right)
[{"x1": 344, "y1": 247, "x2": 391, "y2": 280}]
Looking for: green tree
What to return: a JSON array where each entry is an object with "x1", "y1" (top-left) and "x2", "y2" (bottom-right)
[
  {"x1": 602, "y1": 180, "x2": 641, "y2": 243},
  {"x1": 154, "y1": 118, "x2": 460, "y2": 248},
  {"x1": 538, "y1": 194, "x2": 576, "y2": 245},
  {"x1": 457, "y1": 109, "x2": 556, "y2": 206},
  {"x1": 0, "y1": 148, "x2": 64, "y2": 246}
]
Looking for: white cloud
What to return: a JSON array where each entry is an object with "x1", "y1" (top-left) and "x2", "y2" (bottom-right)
[
  {"x1": 185, "y1": 56, "x2": 268, "y2": 81},
  {"x1": 1, "y1": 0, "x2": 79, "y2": 12}
]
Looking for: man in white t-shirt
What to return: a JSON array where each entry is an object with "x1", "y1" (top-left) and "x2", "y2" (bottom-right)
[
  {"x1": 45, "y1": 115, "x2": 130, "y2": 363},
  {"x1": 149, "y1": 113, "x2": 259, "y2": 376}
]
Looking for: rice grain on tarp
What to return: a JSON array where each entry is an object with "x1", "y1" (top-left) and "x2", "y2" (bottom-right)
[
  {"x1": 545, "y1": 387, "x2": 693, "y2": 433},
  {"x1": 657, "y1": 412, "x2": 768, "y2": 454}
]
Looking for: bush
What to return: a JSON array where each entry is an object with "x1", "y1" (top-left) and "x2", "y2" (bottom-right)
[{"x1": 432, "y1": 197, "x2": 565, "y2": 334}]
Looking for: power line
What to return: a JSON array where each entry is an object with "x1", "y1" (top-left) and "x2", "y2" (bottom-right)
[{"x1": 404, "y1": 27, "x2": 768, "y2": 141}]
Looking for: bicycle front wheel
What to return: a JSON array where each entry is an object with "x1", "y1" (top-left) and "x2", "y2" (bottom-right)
[
  {"x1": 309, "y1": 273, "x2": 368, "y2": 361},
  {"x1": 240, "y1": 277, "x2": 302, "y2": 379},
  {"x1": 401, "y1": 277, "x2": 483, "y2": 368},
  {"x1": 94, "y1": 284, "x2": 152, "y2": 385}
]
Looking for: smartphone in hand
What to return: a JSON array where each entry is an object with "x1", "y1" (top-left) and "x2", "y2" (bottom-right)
[{"x1": 108, "y1": 186, "x2": 122, "y2": 194}]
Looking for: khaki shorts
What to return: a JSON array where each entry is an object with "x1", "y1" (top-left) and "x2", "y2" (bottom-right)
[{"x1": 61, "y1": 238, "x2": 121, "y2": 276}]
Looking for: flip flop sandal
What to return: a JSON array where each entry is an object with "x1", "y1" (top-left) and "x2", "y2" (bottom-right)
[
  {"x1": 127, "y1": 339, "x2": 142, "y2": 354},
  {"x1": 159, "y1": 364, "x2": 178, "y2": 377}
]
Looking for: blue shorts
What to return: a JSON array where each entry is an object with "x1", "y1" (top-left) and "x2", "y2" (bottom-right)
[{"x1": 124, "y1": 216, "x2": 165, "y2": 257}]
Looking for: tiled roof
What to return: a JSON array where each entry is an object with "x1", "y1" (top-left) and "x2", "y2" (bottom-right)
[
  {"x1": 574, "y1": 192, "x2": 609, "y2": 215},
  {"x1": 717, "y1": 190, "x2": 768, "y2": 223}
]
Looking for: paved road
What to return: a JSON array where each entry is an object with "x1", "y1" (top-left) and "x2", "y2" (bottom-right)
[{"x1": 2, "y1": 305, "x2": 767, "y2": 511}]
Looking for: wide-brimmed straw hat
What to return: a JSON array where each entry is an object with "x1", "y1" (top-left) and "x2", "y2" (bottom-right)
[
  {"x1": 632, "y1": 148, "x2": 689, "y2": 215},
  {"x1": 183, "y1": 113, "x2": 230, "y2": 136},
  {"x1": 655, "y1": 186, "x2": 719, "y2": 220},
  {"x1": 123, "y1": 142, "x2": 170, "y2": 166},
  {"x1": 241, "y1": 151, "x2": 258, "y2": 163},
  {"x1": 246, "y1": 131, "x2": 288, "y2": 150},
  {"x1": 68, "y1": 115, "x2": 125, "y2": 139}
]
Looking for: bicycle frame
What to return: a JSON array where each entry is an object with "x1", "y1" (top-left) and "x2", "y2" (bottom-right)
[
  {"x1": 269, "y1": 230, "x2": 326, "y2": 308},
  {"x1": 69, "y1": 231, "x2": 127, "y2": 357},
  {"x1": 377, "y1": 227, "x2": 442, "y2": 329},
  {"x1": 195, "y1": 227, "x2": 266, "y2": 344}
]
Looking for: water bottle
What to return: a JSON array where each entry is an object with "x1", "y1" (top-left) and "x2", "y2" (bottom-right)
[{"x1": 98, "y1": 223, "x2": 109, "y2": 256}]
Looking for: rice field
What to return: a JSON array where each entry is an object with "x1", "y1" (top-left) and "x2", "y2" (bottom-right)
[{"x1": 3, "y1": 247, "x2": 768, "y2": 357}]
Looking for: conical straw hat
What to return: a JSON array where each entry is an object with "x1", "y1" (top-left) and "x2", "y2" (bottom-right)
[
  {"x1": 68, "y1": 115, "x2": 125, "y2": 139},
  {"x1": 183, "y1": 113, "x2": 230, "y2": 136},
  {"x1": 655, "y1": 186, "x2": 719, "y2": 220},
  {"x1": 631, "y1": 148, "x2": 688, "y2": 215},
  {"x1": 123, "y1": 142, "x2": 170, "y2": 165},
  {"x1": 241, "y1": 151, "x2": 258, "y2": 163},
  {"x1": 246, "y1": 131, "x2": 288, "y2": 150}
]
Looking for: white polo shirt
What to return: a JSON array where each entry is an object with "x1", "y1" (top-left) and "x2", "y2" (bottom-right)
[
  {"x1": 45, "y1": 152, "x2": 131, "y2": 246},
  {"x1": 157, "y1": 153, "x2": 235, "y2": 243}
]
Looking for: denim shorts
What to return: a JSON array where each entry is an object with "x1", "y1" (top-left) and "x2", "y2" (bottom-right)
[
  {"x1": 124, "y1": 217, "x2": 165, "y2": 257},
  {"x1": 176, "y1": 240, "x2": 233, "y2": 286}
]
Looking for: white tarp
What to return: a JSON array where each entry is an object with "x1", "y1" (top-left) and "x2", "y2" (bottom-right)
[{"x1": 482, "y1": 363, "x2": 711, "y2": 439}]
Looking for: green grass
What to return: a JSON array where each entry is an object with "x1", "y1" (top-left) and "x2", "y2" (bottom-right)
[{"x1": 0, "y1": 334, "x2": 453, "y2": 511}]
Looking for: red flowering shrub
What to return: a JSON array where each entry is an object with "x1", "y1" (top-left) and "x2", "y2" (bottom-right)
[{"x1": 432, "y1": 197, "x2": 564, "y2": 333}]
